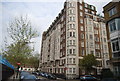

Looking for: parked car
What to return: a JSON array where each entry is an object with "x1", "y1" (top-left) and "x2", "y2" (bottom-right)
[
  {"x1": 101, "y1": 78, "x2": 117, "y2": 81},
  {"x1": 32, "y1": 72, "x2": 35, "y2": 74},
  {"x1": 32, "y1": 72, "x2": 38, "y2": 75},
  {"x1": 39, "y1": 72, "x2": 45, "y2": 77},
  {"x1": 20, "y1": 71, "x2": 38, "y2": 81},
  {"x1": 44, "y1": 73, "x2": 49, "y2": 78},
  {"x1": 80, "y1": 75, "x2": 97, "y2": 81},
  {"x1": 47, "y1": 73, "x2": 57, "y2": 80}
]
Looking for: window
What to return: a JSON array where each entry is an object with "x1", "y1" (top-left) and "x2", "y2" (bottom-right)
[
  {"x1": 73, "y1": 17, "x2": 75, "y2": 21},
  {"x1": 68, "y1": 49, "x2": 76, "y2": 54},
  {"x1": 113, "y1": 52, "x2": 120, "y2": 58},
  {"x1": 73, "y1": 68, "x2": 76, "y2": 73},
  {"x1": 67, "y1": 25, "x2": 69, "y2": 30},
  {"x1": 95, "y1": 44, "x2": 99, "y2": 49},
  {"x1": 104, "y1": 38, "x2": 107, "y2": 42},
  {"x1": 60, "y1": 68, "x2": 61, "y2": 73},
  {"x1": 109, "y1": 7, "x2": 117, "y2": 17},
  {"x1": 71, "y1": 3, "x2": 75, "y2": 7},
  {"x1": 97, "y1": 61, "x2": 102, "y2": 66},
  {"x1": 73, "y1": 49, "x2": 75, "y2": 54},
  {"x1": 81, "y1": 42, "x2": 84, "y2": 47},
  {"x1": 80, "y1": 12, "x2": 83, "y2": 16},
  {"x1": 69, "y1": 58, "x2": 72, "y2": 63},
  {"x1": 92, "y1": 11, "x2": 95, "y2": 14},
  {"x1": 68, "y1": 40, "x2": 75, "y2": 46},
  {"x1": 85, "y1": 3, "x2": 88, "y2": 8},
  {"x1": 73, "y1": 40, "x2": 75, "y2": 45},
  {"x1": 67, "y1": 32, "x2": 69, "y2": 38},
  {"x1": 80, "y1": 5, "x2": 83, "y2": 10},
  {"x1": 89, "y1": 20, "x2": 92, "y2": 25},
  {"x1": 91, "y1": 6, "x2": 95, "y2": 10},
  {"x1": 103, "y1": 31, "x2": 106, "y2": 35},
  {"x1": 68, "y1": 58, "x2": 76, "y2": 64},
  {"x1": 93, "y1": 16, "x2": 97, "y2": 21},
  {"x1": 73, "y1": 32, "x2": 75, "y2": 37},
  {"x1": 69, "y1": 2, "x2": 74, "y2": 7},
  {"x1": 67, "y1": 49, "x2": 69, "y2": 54},
  {"x1": 89, "y1": 26, "x2": 92, "y2": 32},
  {"x1": 67, "y1": 58, "x2": 69, "y2": 63},
  {"x1": 90, "y1": 42, "x2": 93, "y2": 48},
  {"x1": 73, "y1": 58, "x2": 75, "y2": 64},
  {"x1": 81, "y1": 26, "x2": 84, "y2": 31},
  {"x1": 80, "y1": 18, "x2": 83, "y2": 24},
  {"x1": 70, "y1": 40, "x2": 72, "y2": 45},
  {"x1": 91, "y1": 51, "x2": 94, "y2": 54},
  {"x1": 60, "y1": 60, "x2": 62, "y2": 65},
  {"x1": 97, "y1": 23, "x2": 99, "y2": 28},
  {"x1": 70, "y1": 32, "x2": 72, "y2": 37},
  {"x1": 70, "y1": 24, "x2": 72, "y2": 29},
  {"x1": 89, "y1": 34, "x2": 93, "y2": 40},
  {"x1": 69, "y1": 9, "x2": 74, "y2": 14},
  {"x1": 85, "y1": 9, "x2": 88, "y2": 13},
  {"x1": 109, "y1": 19, "x2": 117, "y2": 32},
  {"x1": 116, "y1": 18, "x2": 120, "y2": 30},
  {"x1": 96, "y1": 52, "x2": 100, "y2": 57},
  {"x1": 69, "y1": 16, "x2": 75, "y2": 22},
  {"x1": 69, "y1": 17, "x2": 72, "y2": 21},
  {"x1": 94, "y1": 29, "x2": 98, "y2": 34},
  {"x1": 81, "y1": 33, "x2": 84, "y2": 39},
  {"x1": 95, "y1": 36, "x2": 99, "y2": 42},
  {"x1": 70, "y1": 49, "x2": 72, "y2": 54},
  {"x1": 69, "y1": 24, "x2": 75, "y2": 29},
  {"x1": 104, "y1": 45, "x2": 107, "y2": 51},
  {"x1": 69, "y1": 32, "x2": 75, "y2": 37},
  {"x1": 81, "y1": 49, "x2": 84, "y2": 56},
  {"x1": 73, "y1": 24, "x2": 75, "y2": 28},
  {"x1": 112, "y1": 40, "x2": 120, "y2": 52}
]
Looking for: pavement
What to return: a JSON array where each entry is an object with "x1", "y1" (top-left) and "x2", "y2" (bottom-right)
[{"x1": 6, "y1": 72, "x2": 20, "y2": 81}]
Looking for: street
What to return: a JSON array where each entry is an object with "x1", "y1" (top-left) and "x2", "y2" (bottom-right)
[
  {"x1": 37, "y1": 75, "x2": 80, "y2": 81},
  {"x1": 7, "y1": 71, "x2": 80, "y2": 81}
]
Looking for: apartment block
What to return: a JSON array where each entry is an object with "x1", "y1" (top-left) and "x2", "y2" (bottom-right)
[
  {"x1": 40, "y1": 0, "x2": 109, "y2": 79},
  {"x1": 103, "y1": 1, "x2": 120, "y2": 76}
]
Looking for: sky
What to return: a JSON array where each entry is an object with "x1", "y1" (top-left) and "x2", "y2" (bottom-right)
[{"x1": 0, "y1": 0, "x2": 112, "y2": 54}]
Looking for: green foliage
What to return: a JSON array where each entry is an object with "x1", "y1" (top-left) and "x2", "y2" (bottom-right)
[
  {"x1": 3, "y1": 42, "x2": 33, "y2": 66},
  {"x1": 79, "y1": 54, "x2": 98, "y2": 74},
  {"x1": 27, "y1": 54, "x2": 39, "y2": 70},
  {"x1": 2, "y1": 16, "x2": 39, "y2": 67}
]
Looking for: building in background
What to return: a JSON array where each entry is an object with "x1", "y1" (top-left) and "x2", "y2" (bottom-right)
[
  {"x1": 40, "y1": 0, "x2": 109, "y2": 79},
  {"x1": 103, "y1": 1, "x2": 120, "y2": 76}
]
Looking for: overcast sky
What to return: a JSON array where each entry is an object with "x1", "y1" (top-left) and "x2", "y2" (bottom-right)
[{"x1": 0, "y1": 0, "x2": 112, "y2": 54}]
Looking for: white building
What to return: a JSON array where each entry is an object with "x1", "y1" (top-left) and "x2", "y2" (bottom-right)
[{"x1": 40, "y1": 0, "x2": 109, "y2": 79}]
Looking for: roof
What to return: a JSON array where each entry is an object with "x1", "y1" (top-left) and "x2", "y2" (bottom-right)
[{"x1": 0, "y1": 55, "x2": 14, "y2": 69}]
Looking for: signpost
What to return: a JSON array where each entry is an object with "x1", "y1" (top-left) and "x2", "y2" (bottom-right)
[{"x1": 16, "y1": 62, "x2": 21, "y2": 78}]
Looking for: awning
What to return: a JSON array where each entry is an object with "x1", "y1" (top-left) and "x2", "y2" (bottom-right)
[{"x1": 0, "y1": 55, "x2": 14, "y2": 69}]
